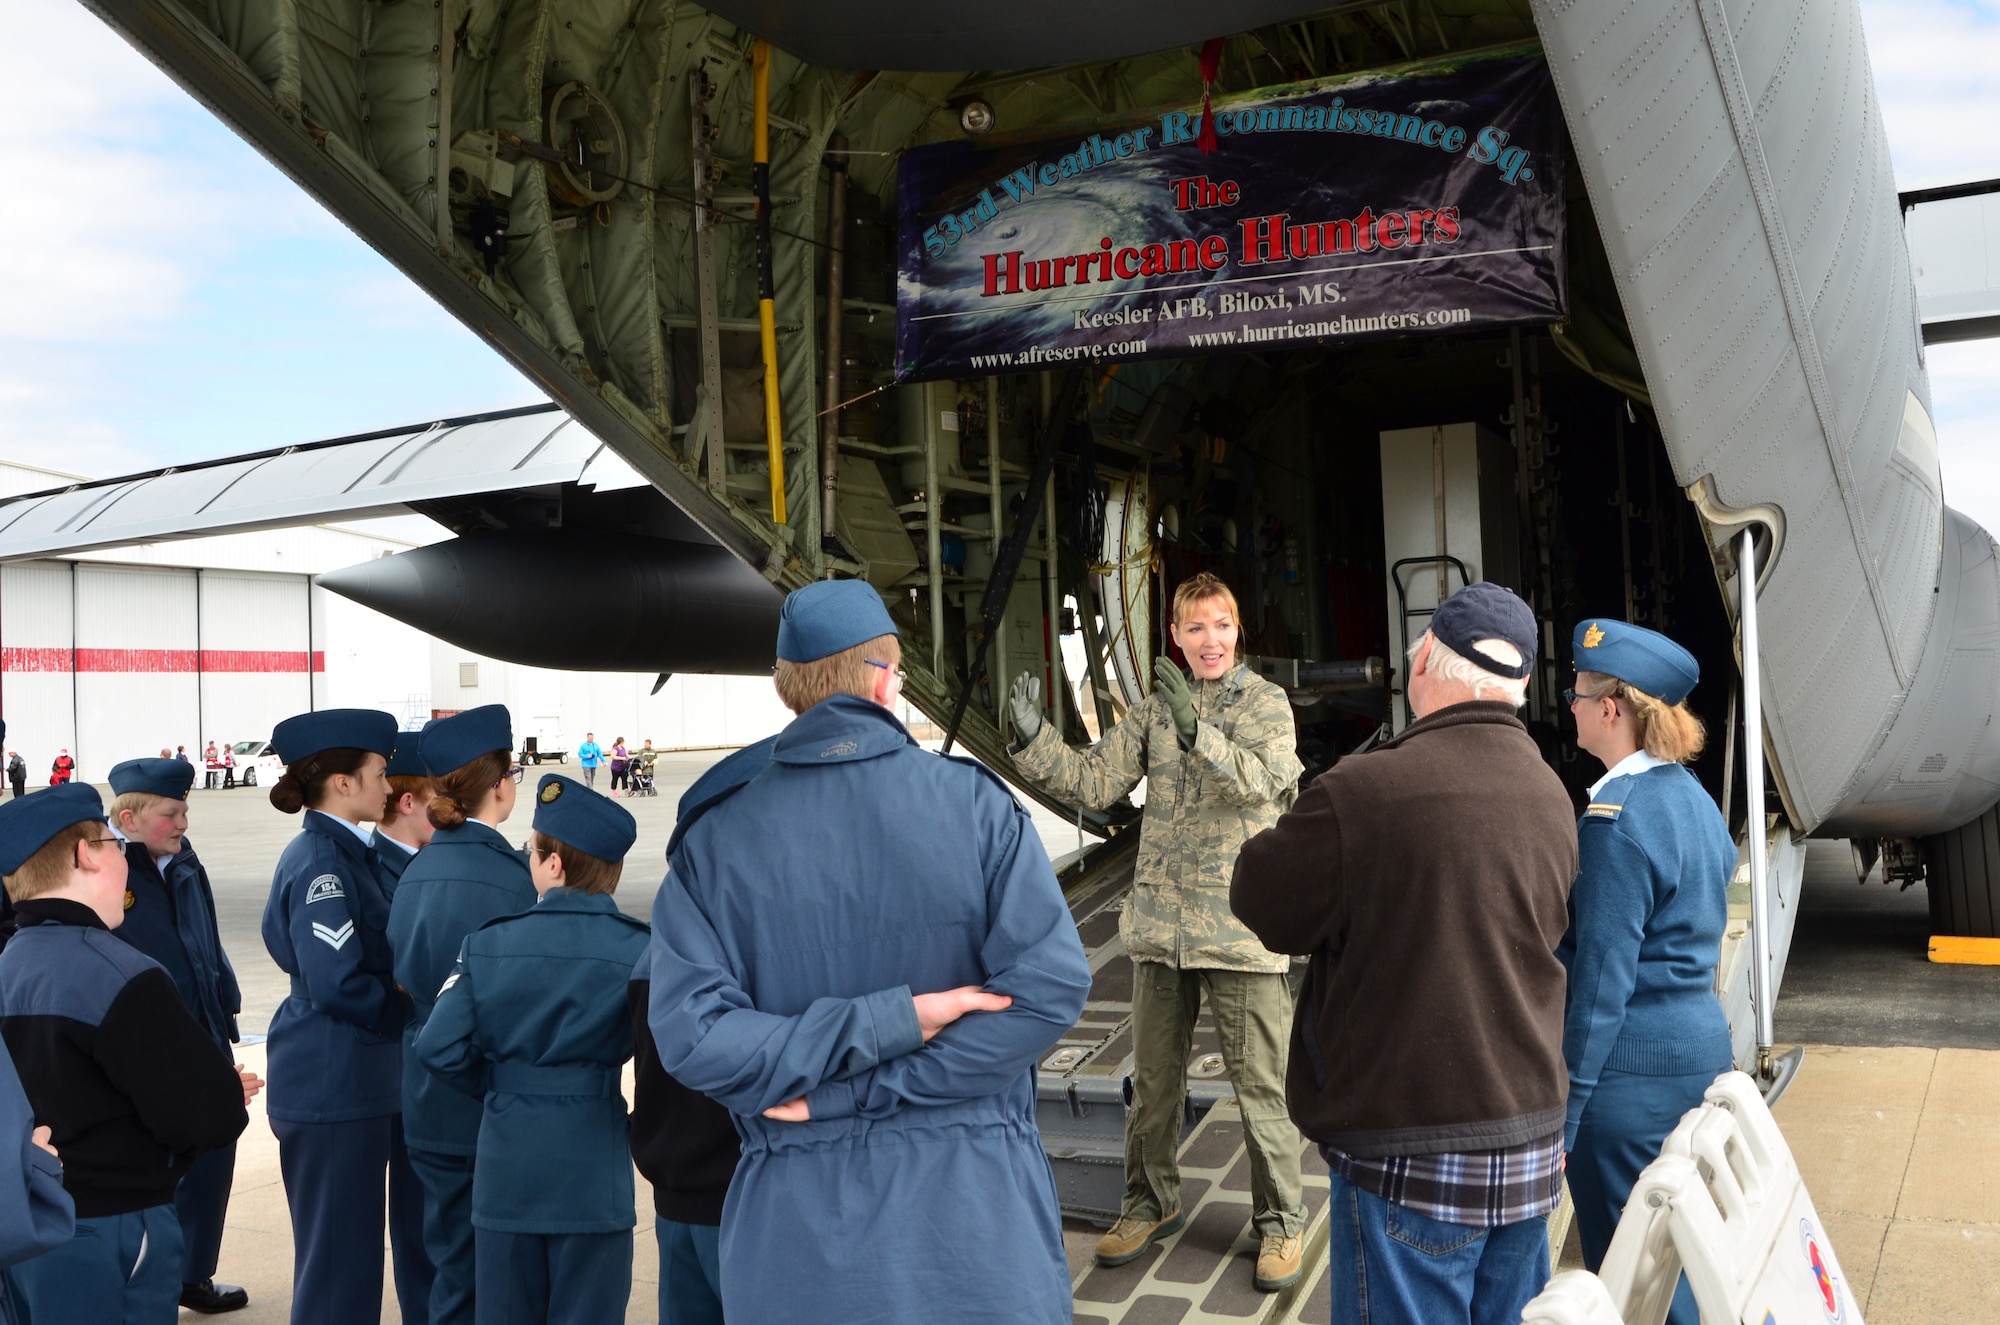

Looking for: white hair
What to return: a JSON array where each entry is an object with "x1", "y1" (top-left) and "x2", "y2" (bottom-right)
[{"x1": 1410, "y1": 632, "x2": 1530, "y2": 708}]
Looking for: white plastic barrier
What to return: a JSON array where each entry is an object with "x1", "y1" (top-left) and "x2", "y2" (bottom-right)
[{"x1": 1522, "y1": 1071, "x2": 1864, "y2": 1325}]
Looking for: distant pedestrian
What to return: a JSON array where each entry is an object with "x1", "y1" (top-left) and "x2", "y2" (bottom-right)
[
  {"x1": 175, "y1": 745, "x2": 193, "y2": 768},
  {"x1": 577, "y1": 733, "x2": 604, "y2": 790},
  {"x1": 49, "y1": 751, "x2": 74, "y2": 787},
  {"x1": 6, "y1": 752, "x2": 24, "y2": 800},
  {"x1": 609, "y1": 738, "x2": 630, "y2": 795}
]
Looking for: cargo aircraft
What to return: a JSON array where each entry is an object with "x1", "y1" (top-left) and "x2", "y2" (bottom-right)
[{"x1": 9, "y1": 0, "x2": 2000, "y2": 1300}]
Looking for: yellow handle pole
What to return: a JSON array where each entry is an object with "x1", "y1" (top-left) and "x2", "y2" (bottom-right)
[{"x1": 752, "y1": 39, "x2": 786, "y2": 524}]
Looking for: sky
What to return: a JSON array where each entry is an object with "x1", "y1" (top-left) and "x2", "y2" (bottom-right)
[{"x1": 0, "y1": 0, "x2": 1995, "y2": 513}]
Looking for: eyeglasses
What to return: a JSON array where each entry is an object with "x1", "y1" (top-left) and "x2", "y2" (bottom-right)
[
  {"x1": 520, "y1": 839, "x2": 551, "y2": 861},
  {"x1": 1563, "y1": 687, "x2": 1616, "y2": 706},
  {"x1": 83, "y1": 836, "x2": 123, "y2": 849},
  {"x1": 865, "y1": 659, "x2": 906, "y2": 681},
  {"x1": 498, "y1": 765, "x2": 525, "y2": 786}
]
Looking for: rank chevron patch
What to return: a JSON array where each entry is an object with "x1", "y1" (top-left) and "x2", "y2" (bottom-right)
[{"x1": 312, "y1": 920, "x2": 355, "y2": 951}]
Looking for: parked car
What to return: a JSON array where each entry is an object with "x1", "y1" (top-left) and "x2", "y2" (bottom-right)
[{"x1": 230, "y1": 739, "x2": 285, "y2": 787}]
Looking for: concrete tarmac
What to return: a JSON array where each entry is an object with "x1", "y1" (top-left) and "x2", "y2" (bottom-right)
[{"x1": 39, "y1": 774, "x2": 1998, "y2": 1323}]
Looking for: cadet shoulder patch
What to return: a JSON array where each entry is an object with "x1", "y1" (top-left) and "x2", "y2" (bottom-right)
[
  {"x1": 540, "y1": 780, "x2": 563, "y2": 804},
  {"x1": 305, "y1": 874, "x2": 345, "y2": 904},
  {"x1": 1583, "y1": 801, "x2": 1624, "y2": 820}
]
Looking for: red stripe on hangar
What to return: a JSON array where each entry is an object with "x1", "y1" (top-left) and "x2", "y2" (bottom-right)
[{"x1": 0, "y1": 647, "x2": 325, "y2": 673}]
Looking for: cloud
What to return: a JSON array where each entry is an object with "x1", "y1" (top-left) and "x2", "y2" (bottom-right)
[
  {"x1": 1860, "y1": 0, "x2": 2000, "y2": 187},
  {"x1": 0, "y1": 0, "x2": 538, "y2": 474}
]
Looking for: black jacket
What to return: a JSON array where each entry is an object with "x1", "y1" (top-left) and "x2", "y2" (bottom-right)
[
  {"x1": 627, "y1": 973, "x2": 739, "y2": 1225},
  {"x1": 0, "y1": 899, "x2": 246, "y2": 1216}
]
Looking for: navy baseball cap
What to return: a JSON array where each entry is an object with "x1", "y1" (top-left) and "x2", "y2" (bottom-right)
[
  {"x1": 271, "y1": 709, "x2": 398, "y2": 764},
  {"x1": 385, "y1": 735, "x2": 431, "y2": 779},
  {"x1": 1573, "y1": 619, "x2": 1700, "y2": 705},
  {"x1": 0, "y1": 784, "x2": 108, "y2": 876},
  {"x1": 108, "y1": 757, "x2": 196, "y2": 800},
  {"x1": 776, "y1": 580, "x2": 898, "y2": 662},
  {"x1": 420, "y1": 705, "x2": 513, "y2": 775},
  {"x1": 1430, "y1": 582, "x2": 1537, "y2": 679},
  {"x1": 533, "y1": 774, "x2": 637, "y2": 863}
]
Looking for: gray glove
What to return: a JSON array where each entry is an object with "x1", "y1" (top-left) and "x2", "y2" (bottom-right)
[
  {"x1": 1153, "y1": 657, "x2": 1198, "y2": 742},
  {"x1": 1009, "y1": 673, "x2": 1043, "y2": 744}
]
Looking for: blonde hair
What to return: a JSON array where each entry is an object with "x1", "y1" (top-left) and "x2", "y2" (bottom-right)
[
  {"x1": 1576, "y1": 670, "x2": 1706, "y2": 763},
  {"x1": 1172, "y1": 571, "x2": 1240, "y2": 625},
  {"x1": 4, "y1": 821, "x2": 97, "y2": 903},
  {"x1": 773, "y1": 633, "x2": 900, "y2": 715},
  {"x1": 530, "y1": 831, "x2": 623, "y2": 896},
  {"x1": 1412, "y1": 632, "x2": 1529, "y2": 708},
  {"x1": 110, "y1": 790, "x2": 166, "y2": 823}
]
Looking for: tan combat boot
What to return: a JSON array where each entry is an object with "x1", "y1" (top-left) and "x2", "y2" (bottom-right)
[
  {"x1": 1094, "y1": 1208, "x2": 1186, "y2": 1266},
  {"x1": 1255, "y1": 1233, "x2": 1303, "y2": 1290}
]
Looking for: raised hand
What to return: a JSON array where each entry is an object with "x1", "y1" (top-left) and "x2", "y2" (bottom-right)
[
  {"x1": 1153, "y1": 657, "x2": 1197, "y2": 741},
  {"x1": 1009, "y1": 673, "x2": 1043, "y2": 743}
]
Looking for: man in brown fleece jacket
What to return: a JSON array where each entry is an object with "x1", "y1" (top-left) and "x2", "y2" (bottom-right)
[{"x1": 1231, "y1": 582, "x2": 1577, "y2": 1325}]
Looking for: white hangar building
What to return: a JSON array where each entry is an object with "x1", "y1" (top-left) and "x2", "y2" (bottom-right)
[{"x1": 0, "y1": 449, "x2": 790, "y2": 785}]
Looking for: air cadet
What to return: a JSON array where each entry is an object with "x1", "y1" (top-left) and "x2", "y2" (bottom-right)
[
  {"x1": 649, "y1": 579, "x2": 1092, "y2": 1325},
  {"x1": 373, "y1": 735, "x2": 438, "y2": 891},
  {"x1": 105, "y1": 756, "x2": 253, "y2": 1314},
  {"x1": 417, "y1": 774, "x2": 651, "y2": 1325},
  {"x1": 261, "y1": 709, "x2": 433, "y2": 1325},
  {"x1": 0, "y1": 1038, "x2": 75, "y2": 1324},
  {"x1": 0, "y1": 783, "x2": 249, "y2": 1324},
  {"x1": 1563, "y1": 620, "x2": 1735, "y2": 1325},
  {"x1": 1008, "y1": 569, "x2": 1308, "y2": 1288},
  {"x1": 388, "y1": 705, "x2": 534, "y2": 1325}
]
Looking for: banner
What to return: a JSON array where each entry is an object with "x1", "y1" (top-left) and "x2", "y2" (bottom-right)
[{"x1": 894, "y1": 52, "x2": 1566, "y2": 382}]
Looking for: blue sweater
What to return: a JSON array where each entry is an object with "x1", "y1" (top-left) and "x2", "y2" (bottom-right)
[{"x1": 1557, "y1": 762, "x2": 1735, "y2": 1149}]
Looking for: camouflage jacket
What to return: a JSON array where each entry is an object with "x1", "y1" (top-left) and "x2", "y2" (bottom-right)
[{"x1": 1014, "y1": 664, "x2": 1303, "y2": 972}]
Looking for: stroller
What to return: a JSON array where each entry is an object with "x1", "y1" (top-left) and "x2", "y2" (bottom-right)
[{"x1": 627, "y1": 750, "x2": 659, "y2": 797}]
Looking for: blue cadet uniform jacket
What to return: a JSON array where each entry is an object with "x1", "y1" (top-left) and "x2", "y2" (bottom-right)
[
  {"x1": 415, "y1": 888, "x2": 651, "y2": 1232},
  {"x1": 370, "y1": 830, "x2": 419, "y2": 893},
  {"x1": 389, "y1": 819, "x2": 537, "y2": 1155},
  {"x1": 116, "y1": 837, "x2": 241, "y2": 1043},
  {"x1": 262, "y1": 810, "x2": 412, "y2": 1123},
  {"x1": 1558, "y1": 762, "x2": 1737, "y2": 1149},
  {"x1": 0, "y1": 1037, "x2": 72, "y2": 1312},
  {"x1": 649, "y1": 694, "x2": 1092, "y2": 1325}
]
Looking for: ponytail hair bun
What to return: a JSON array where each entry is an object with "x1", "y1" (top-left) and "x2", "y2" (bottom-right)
[{"x1": 425, "y1": 749, "x2": 510, "y2": 831}]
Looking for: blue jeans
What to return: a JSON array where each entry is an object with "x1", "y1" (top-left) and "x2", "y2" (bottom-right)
[
  {"x1": 1324, "y1": 1169, "x2": 1549, "y2": 1325},
  {"x1": 656, "y1": 1219, "x2": 724, "y2": 1325},
  {"x1": 11, "y1": 1205, "x2": 182, "y2": 1325}
]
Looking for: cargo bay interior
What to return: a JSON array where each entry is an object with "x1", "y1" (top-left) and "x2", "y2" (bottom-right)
[{"x1": 813, "y1": 214, "x2": 1742, "y2": 824}]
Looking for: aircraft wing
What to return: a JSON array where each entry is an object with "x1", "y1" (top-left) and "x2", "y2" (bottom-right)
[{"x1": 0, "y1": 404, "x2": 647, "y2": 560}]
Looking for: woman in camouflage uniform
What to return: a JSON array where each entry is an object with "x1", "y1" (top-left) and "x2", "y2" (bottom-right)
[{"x1": 1009, "y1": 571, "x2": 1308, "y2": 1291}]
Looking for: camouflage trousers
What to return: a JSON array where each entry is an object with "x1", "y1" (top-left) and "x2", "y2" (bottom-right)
[{"x1": 1123, "y1": 961, "x2": 1306, "y2": 1238}]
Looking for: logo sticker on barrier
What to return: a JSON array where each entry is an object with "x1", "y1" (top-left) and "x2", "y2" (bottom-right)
[{"x1": 1800, "y1": 1218, "x2": 1844, "y2": 1323}]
